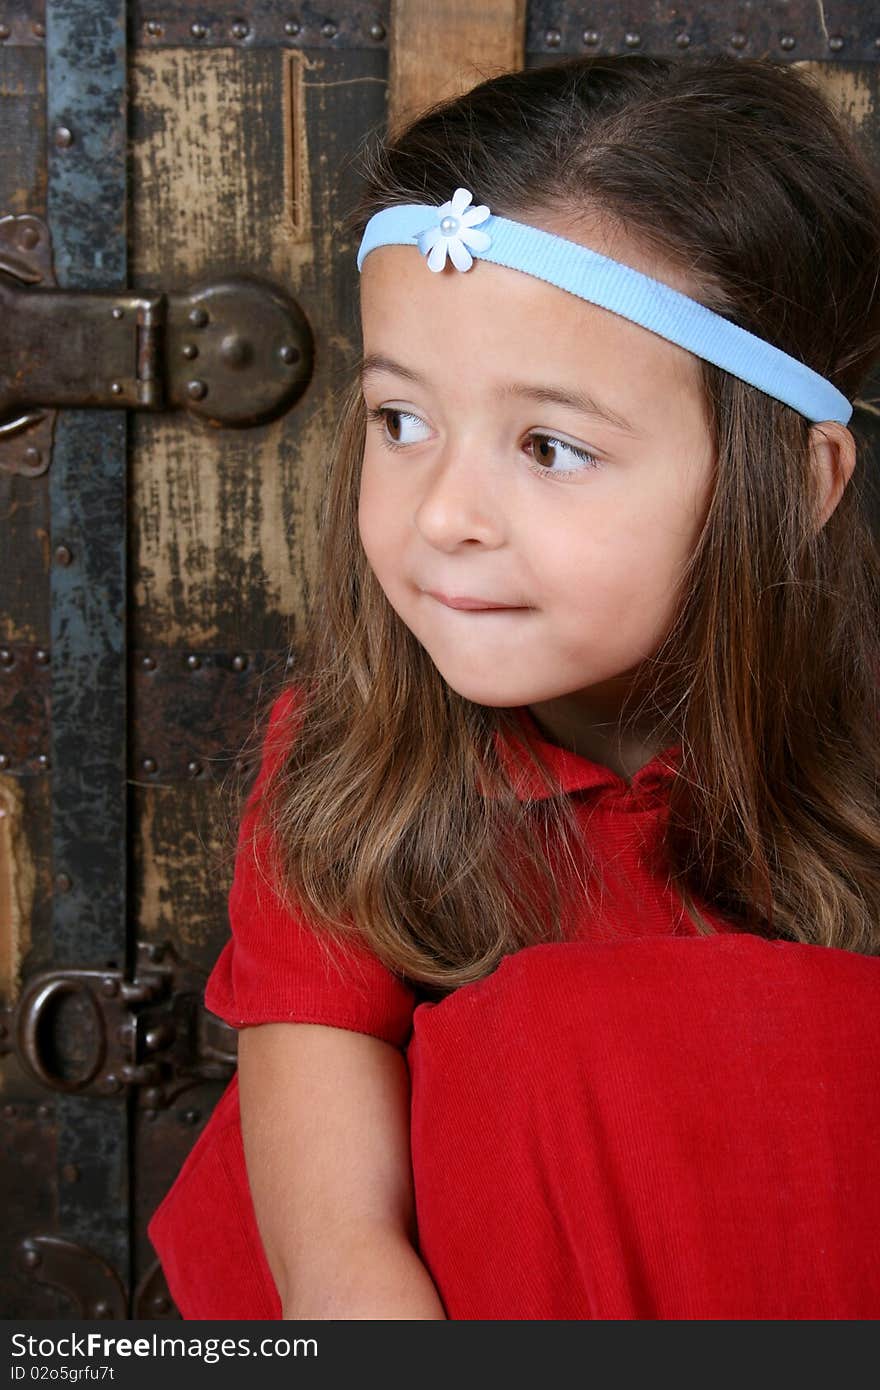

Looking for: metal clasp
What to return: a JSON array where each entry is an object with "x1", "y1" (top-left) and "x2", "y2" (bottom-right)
[
  {"x1": 0, "y1": 213, "x2": 314, "y2": 475},
  {"x1": 4, "y1": 940, "x2": 236, "y2": 1107}
]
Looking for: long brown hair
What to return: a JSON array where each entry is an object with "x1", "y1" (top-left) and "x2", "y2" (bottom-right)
[{"x1": 236, "y1": 53, "x2": 880, "y2": 995}]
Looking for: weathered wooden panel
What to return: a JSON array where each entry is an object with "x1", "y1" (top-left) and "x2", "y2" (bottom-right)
[
  {"x1": 127, "y1": 38, "x2": 388, "y2": 1306},
  {"x1": 132, "y1": 781, "x2": 237, "y2": 975},
  {"x1": 128, "y1": 46, "x2": 382, "y2": 650},
  {"x1": 388, "y1": 0, "x2": 526, "y2": 137}
]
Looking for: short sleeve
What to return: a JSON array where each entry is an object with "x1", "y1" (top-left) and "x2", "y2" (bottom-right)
[{"x1": 204, "y1": 685, "x2": 418, "y2": 1048}]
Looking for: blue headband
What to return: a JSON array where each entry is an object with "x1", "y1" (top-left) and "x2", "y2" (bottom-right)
[{"x1": 356, "y1": 187, "x2": 852, "y2": 426}]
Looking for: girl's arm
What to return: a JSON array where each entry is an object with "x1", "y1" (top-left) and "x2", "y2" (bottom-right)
[{"x1": 237, "y1": 1021, "x2": 448, "y2": 1319}]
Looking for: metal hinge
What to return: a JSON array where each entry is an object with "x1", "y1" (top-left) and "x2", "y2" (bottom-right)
[
  {"x1": 0, "y1": 940, "x2": 236, "y2": 1108},
  {"x1": 0, "y1": 213, "x2": 314, "y2": 475}
]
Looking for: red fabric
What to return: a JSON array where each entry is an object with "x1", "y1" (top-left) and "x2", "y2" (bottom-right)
[
  {"x1": 410, "y1": 936, "x2": 880, "y2": 1319},
  {"x1": 148, "y1": 686, "x2": 880, "y2": 1319}
]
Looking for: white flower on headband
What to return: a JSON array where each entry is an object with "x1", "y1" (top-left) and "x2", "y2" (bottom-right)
[{"x1": 416, "y1": 187, "x2": 492, "y2": 272}]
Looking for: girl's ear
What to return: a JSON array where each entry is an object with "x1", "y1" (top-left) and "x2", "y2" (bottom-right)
[{"x1": 809, "y1": 420, "x2": 856, "y2": 531}]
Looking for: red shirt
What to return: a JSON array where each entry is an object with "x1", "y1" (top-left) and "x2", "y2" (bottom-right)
[{"x1": 148, "y1": 687, "x2": 880, "y2": 1319}]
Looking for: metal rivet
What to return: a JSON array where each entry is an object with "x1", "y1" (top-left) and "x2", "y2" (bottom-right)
[
  {"x1": 142, "y1": 757, "x2": 158, "y2": 775},
  {"x1": 143, "y1": 1087, "x2": 162, "y2": 1107},
  {"x1": 110, "y1": 381, "x2": 123, "y2": 395},
  {"x1": 93, "y1": 1299, "x2": 110, "y2": 1316},
  {"x1": 321, "y1": 20, "x2": 337, "y2": 38},
  {"x1": 188, "y1": 307, "x2": 208, "y2": 327},
  {"x1": 231, "y1": 654, "x2": 248, "y2": 671},
  {"x1": 34, "y1": 648, "x2": 50, "y2": 665},
  {"x1": 55, "y1": 872, "x2": 72, "y2": 894},
  {"x1": 186, "y1": 654, "x2": 201, "y2": 670},
  {"x1": 100, "y1": 1075, "x2": 122, "y2": 1095},
  {"x1": 675, "y1": 32, "x2": 691, "y2": 47},
  {"x1": 181, "y1": 343, "x2": 198, "y2": 359},
  {"x1": 32, "y1": 22, "x2": 45, "y2": 37},
  {"x1": 0, "y1": 755, "x2": 9, "y2": 770},
  {"x1": 368, "y1": 21, "x2": 385, "y2": 41},
  {"x1": 54, "y1": 127, "x2": 74, "y2": 148},
  {"x1": 285, "y1": 20, "x2": 302, "y2": 36},
  {"x1": 186, "y1": 380, "x2": 207, "y2": 400},
  {"x1": 544, "y1": 28, "x2": 561, "y2": 46},
  {"x1": 54, "y1": 544, "x2": 73, "y2": 567},
  {"x1": 3, "y1": 1104, "x2": 17, "y2": 1117},
  {"x1": 36, "y1": 754, "x2": 49, "y2": 770},
  {"x1": 730, "y1": 31, "x2": 747, "y2": 48},
  {"x1": 828, "y1": 35, "x2": 844, "y2": 51},
  {"x1": 145, "y1": 1024, "x2": 173, "y2": 1051},
  {"x1": 0, "y1": 25, "x2": 10, "y2": 41},
  {"x1": 37, "y1": 1103, "x2": 51, "y2": 1118},
  {"x1": 22, "y1": 1247, "x2": 41, "y2": 1268},
  {"x1": 279, "y1": 344, "x2": 300, "y2": 364},
  {"x1": 582, "y1": 29, "x2": 599, "y2": 45},
  {"x1": 141, "y1": 654, "x2": 156, "y2": 671},
  {"x1": 624, "y1": 31, "x2": 641, "y2": 46},
  {"x1": 101, "y1": 977, "x2": 119, "y2": 997},
  {"x1": 144, "y1": 20, "x2": 162, "y2": 37},
  {"x1": 62, "y1": 1163, "x2": 79, "y2": 1183},
  {"x1": 232, "y1": 20, "x2": 249, "y2": 40},
  {"x1": 0, "y1": 649, "x2": 12, "y2": 667},
  {"x1": 191, "y1": 23, "x2": 207, "y2": 39},
  {"x1": 152, "y1": 1294, "x2": 170, "y2": 1312},
  {"x1": 112, "y1": 307, "x2": 124, "y2": 319},
  {"x1": 186, "y1": 760, "x2": 202, "y2": 777},
  {"x1": 24, "y1": 446, "x2": 42, "y2": 467},
  {"x1": 182, "y1": 1108, "x2": 201, "y2": 1125},
  {"x1": 220, "y1": 333, "x2": 249, "y2": 366},
  {"x1": 779, "y1": 34, "x2": 795, "y2": 49}
]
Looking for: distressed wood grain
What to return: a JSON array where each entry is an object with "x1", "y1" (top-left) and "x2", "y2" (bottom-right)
[
  {"x1": 388, "y1": 0, "x2": 526, "y2": 138},
  {"x1": 127, "y1": 44, "x2": 387, "y2": 1063},
  {"x1": 0, "y1": 777, "x2": 34, "y2": 1005},
  {"x1": 129, "y1": 46, "x2": 385, "y2": 649},
  {"x1": 133, "y1": 782, "x2": 236, "y2": 974}
]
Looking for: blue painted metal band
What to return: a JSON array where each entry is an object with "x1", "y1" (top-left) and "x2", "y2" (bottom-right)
[{"x1": 46, "y1": 0, "x2": 129, "y2": 1294}]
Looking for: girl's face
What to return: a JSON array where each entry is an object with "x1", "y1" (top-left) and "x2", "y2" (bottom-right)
[{"x1": 357, "y1": 212, "x2": 716, "y2": 739}]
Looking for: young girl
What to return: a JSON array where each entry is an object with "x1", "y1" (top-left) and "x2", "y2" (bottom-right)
[{"x1": 148, "y1": 53, "x2": 880, "y2": 1320}]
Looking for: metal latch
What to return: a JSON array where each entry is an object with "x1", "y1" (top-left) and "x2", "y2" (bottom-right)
[
  {"x1": 0, "y1": 940, "x2": 236, "y2": 1108},
  {"x1": 0, "y1": 213, "x2": 314, "y2": 476}
]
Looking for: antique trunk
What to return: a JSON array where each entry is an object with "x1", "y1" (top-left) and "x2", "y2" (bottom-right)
[{"x1": 1, "y1": 0, "x2": 878, "y2": 1317}]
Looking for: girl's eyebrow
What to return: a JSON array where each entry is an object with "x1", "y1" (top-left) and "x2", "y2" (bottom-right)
[{"x1": 359, "y1": 352, "x2": 640, "y2": 436}]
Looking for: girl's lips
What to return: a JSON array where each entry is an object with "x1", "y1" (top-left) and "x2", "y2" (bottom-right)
[{"x1": 427, "y1": 590, "x2": 527, "y2": 611}]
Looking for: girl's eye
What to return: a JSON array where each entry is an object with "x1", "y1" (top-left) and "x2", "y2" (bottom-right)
[
  {"x1": 365, "y1": 405, "x2": 602, "y2": 479},
  {"x1": 365, "y1": 406, "x2": 430, "y2": 448},
  {"x1": 524, "y1": 434, "x2": 602, "y2": 478}
]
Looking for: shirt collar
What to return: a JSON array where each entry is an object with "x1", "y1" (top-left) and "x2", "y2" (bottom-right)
[{"x1": 492, "y1": 705, "x2": 683, "y2": 801}]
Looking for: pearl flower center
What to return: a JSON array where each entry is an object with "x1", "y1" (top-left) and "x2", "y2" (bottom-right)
[{"x1": 440, "y1": 214, "x2": 460, "y2": 236}]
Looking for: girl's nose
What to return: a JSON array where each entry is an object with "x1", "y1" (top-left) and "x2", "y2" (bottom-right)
[{"x1": 413, "y1": 444, "x2": 505, "y2": 550}]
